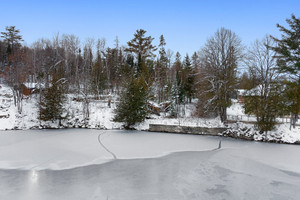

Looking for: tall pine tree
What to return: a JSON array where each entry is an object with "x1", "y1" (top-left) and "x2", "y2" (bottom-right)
[
  {"x1": 270, "y1": 14, "x2": 300, "y2": 129},
  {"x1": 125, "y1": 29, "x2": 157, "y2": 61}
]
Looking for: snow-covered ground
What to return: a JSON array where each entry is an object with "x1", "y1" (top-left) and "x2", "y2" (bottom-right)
[
  {"x1": 0, "y1": 83, "x2": 223, "y2": 130},
  {"x1": 227, "y1": 100, "x2": 299, "y2": 124},
  {"x1": 0, "y1": 129, "x2": 300, "y2": 200},
  {"x1": 0, "y1": 83, "x2": 299, "y2": 143},
  {"x1": 226, "y1": 101, "x2": 300, "y2": 143}
]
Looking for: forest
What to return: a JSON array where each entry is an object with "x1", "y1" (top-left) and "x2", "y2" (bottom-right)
[{"x1": 0, "y1": 14, "x2": 299, "y2": 132}]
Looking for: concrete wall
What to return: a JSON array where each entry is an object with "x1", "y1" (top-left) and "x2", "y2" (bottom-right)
[{"x1": 148, "y1": 124, "x2": 228, "y2": 136}]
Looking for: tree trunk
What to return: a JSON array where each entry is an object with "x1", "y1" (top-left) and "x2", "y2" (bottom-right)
[{"x1": 219, "y1": 106, "x2": 227, "y2": 123}]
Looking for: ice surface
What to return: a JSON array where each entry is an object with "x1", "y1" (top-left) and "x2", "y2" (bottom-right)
[
  {"x1": 0, "y1": 129, "x2": 300, "y2": 199},
  {"x1": 0, "y1": 129, "x2": 220, "y2": 170}
]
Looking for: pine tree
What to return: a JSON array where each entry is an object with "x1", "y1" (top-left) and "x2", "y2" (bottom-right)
[
  {"x1": 1, "y1": 26, "x2": 23, "y2": 55},
  {"x1": 271, "y1": 14, "x2": 299, "y2": 77},
  {"x1": 270, "y1": 14, "x2": 300, "y2": 129},
  {"x1": 125, "y1": 29, "x2": 157, "y2": 60}
]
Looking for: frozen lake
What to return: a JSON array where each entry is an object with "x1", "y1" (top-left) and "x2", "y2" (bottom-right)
[{"x1": 0, "y1": 129, "x2": 299, "y2": 199}]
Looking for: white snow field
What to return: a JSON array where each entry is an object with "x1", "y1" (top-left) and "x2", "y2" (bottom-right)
[{"x1": 0, "y1": 129, "x2": 300, "y2": 200}]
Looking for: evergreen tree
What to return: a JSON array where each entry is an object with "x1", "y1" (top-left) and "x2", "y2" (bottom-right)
[
  {"x1": 271, "y1": 14, "x2": 299, "y2": 78},
  {"x1": 191, "y1": 52, "x2": 199, "y2": 70},
  {"x1": 173, "y1": 52, "x2": 185, "y2": 104},
  {"x1": 281, "y1": 80, "x2": 299, "y2": 129},
  {"x1": 125, "y1": 29, "x2": 157, "y2": 60},
  {"x1": 114, "y1": 76, "x2": 149, "y2": 129},
  {"x1": 0, "y1": 40, "x2": 5, "y2": 69},
  {"x1": 238, "y1": 72, "x2": 257, "y2": 90},
  {"x1": 183, "y1": 54, "x2": 195, "y2": 103},
  {"x1": 91, "y1": 51, "x2": 106, "y2": 96},
  {"x1": 270, "y1": 14, "x2": 300, "y2": 128},
  {"x1": 159, "y1": 35, "x2": 168, "y2": 66},
  {"x1": 168, "y1": 52, "x2": 184, "y2": 117},
  {"x1": 156, "y1": 34, "x2": 168, "y2": 102},
  {"x1": 1, "y1": 26, "x2": 25, "y2": 113},
  {"x1": 39, "y1": 70, "x2": 66, "y2": 126},
  {"x1": 1, "y1": 26, "x2": 23, "y2": 55}
]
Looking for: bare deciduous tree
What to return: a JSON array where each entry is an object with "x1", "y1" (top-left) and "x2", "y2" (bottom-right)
[
  {"x1": 244, "y1": 35, "x2": 283, "y2": 133},
  {"x1": 197, "y1": 28, "x2": 243, "y2": 122}
]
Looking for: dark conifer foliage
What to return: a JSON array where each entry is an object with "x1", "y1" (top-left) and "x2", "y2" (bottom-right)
[
  {"x1": 125, "y1": 29, "x2": 157, "y2": 60},
  {"x1": 39, "y1": 71, "x2": 67, "y2": 125},
  {"x1": 270, "y1": 14, "x2": 300, "y2": 129},
  {"x1": 271, "y1": 14, "x2": 300, "y2": 77},
  {"x1": 113, "y1": 76, "x2": 149, "y2": 129}
]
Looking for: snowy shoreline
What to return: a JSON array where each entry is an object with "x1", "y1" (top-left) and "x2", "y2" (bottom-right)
[
  {"x1": 0, "y1": 84, "x2": 299, "y2": 144},
  {"x1": 1, "y1": 124, "x2": 299, "y2": 145}
]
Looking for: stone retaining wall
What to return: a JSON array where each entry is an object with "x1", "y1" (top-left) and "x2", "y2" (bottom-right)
[{"x1": 148, "y1": 124, "x2": 228, "y2": 136}]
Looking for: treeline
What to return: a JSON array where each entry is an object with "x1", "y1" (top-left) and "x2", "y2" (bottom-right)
[{"x1": 0, "y1": 14, "x2": 299, "y2": 132}]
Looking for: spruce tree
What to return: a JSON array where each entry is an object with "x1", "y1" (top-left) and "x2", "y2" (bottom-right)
[
  {"x1": 159, "y1": 35, "x2": 168, "y2": 66},
  {"x1": 156, "y1": 34, "x2": 168, "y2": 102},
  {"x1": 183, "y1": 54, "x2": 195, "y2": 103},
  {"x1": 114, "y1": 76, "x2": 149, "y2": 129},
  {"x1": 39, "y1": 71, "x2": 66, "y2": 126}
]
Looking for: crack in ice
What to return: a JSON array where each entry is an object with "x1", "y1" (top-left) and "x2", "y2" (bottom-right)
[{"x1": 98, "y1": 132, "x2": 117, "y2": 160}]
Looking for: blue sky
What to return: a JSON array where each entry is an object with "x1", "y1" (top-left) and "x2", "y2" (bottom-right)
[{"x1": 0, "y1": 0, "x2": 299, "y2": 56}]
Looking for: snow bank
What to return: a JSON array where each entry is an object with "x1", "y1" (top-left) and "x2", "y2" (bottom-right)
[{"x1": 222, "y1": 122, "x2": 300, "y2": 144}]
